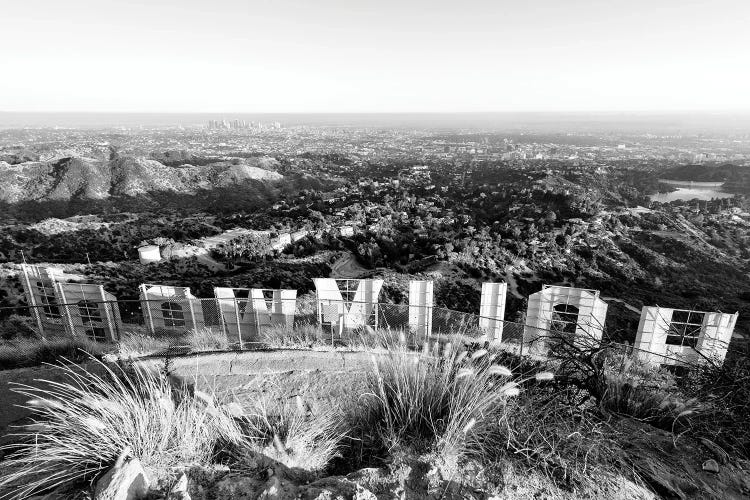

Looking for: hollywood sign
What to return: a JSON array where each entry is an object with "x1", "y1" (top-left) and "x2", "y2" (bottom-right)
[
  {"x1": 17, "y1": 265, "x2": 739, "y2": 366},
  {"x1": 19, "y1": 265, "x2": 121, "y2": 342}
]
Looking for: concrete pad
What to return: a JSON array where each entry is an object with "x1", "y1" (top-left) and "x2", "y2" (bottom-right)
[{"x1": 143, "y1": 350, "x2": 376, "y2": 414}]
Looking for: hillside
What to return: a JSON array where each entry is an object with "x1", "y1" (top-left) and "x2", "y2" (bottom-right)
[
  {"x1": 0, "y1": 154, "x2": 283, "y2": 204},
  {"x1": 661, "y1": 163, "x2": 750, "y2": 192}
]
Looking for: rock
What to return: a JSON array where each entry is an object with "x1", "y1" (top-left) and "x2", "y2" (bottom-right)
[
  {"x1": 258, "y1": 476, "x2": 283, "y2": 499},
  {"x1": 300, "y1": 477, "x2": 356, "y2": 500},
  {"x1": 703, "y1": 459, "x2": 720, "y2": 473},
  {"x1": 167, "y1": 473, "x2": 190, "y2": 500},
  {"x1": 94, "y1": 447, "x2": 150, "y2": 500},
  {"x1": 302, "y1": 489, "x2": 348, "y2": 500},
  {"x1": 188, "y1": 463, "x2": 230, "y2": 486},
  {"x1": 303, "y1": 490, "x2": 340, "y2": 500},
  {"x1": 354, "y1": 484, "x2": 377, "y2": 500},
  {"x1": 214, "y1": 476, "x2": 263, "y2": 500}
]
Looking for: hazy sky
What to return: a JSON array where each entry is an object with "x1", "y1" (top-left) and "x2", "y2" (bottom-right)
[{"x1": 2, "y1": 0, "x2": 749, "y2": 113}]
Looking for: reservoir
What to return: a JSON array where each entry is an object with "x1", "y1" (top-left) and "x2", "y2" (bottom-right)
[{"x1": 651, "y1": 179, "x2": 734, "y2": 203}]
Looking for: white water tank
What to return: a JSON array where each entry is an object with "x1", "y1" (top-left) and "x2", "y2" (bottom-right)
[{"x1": 138, "y1": 245, "x2": 161, "y2": 264}]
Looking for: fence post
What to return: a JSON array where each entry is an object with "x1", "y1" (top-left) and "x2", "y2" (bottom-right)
[
  {"x1": 19, "y1": 265, "x2": 46, "y2": 339},
  {"x1": 233, "y1": 297, "x2": 242, "y2": 350},
  {"x1": 139, "y1": 285, "x2": 155, "y2": 335},
  {"x1": 187, "y1": 297, "x2": 198, "y2": 335},
  {"x1": 216, "y1": 297, "x2": 227, "y2": 346}
]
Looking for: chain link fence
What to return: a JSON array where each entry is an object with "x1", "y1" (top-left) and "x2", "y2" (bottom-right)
[
  {"x1": 0, "y1": 295, "x2": 740, "y2": 370},
  {"x1": 0, "y1": 295, "x2": 549, "y2": 365}
]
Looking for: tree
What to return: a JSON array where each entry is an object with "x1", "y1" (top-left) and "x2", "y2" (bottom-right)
[{"x1": 215, "y1": 233, "x2": 272, "y2": 265}]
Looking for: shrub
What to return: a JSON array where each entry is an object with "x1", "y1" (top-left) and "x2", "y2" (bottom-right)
[
  {"x1": 0, "y1": 359, "x2": 243, "y2": 499},
  {"x1": 542, "y1": 337, "x2": 702, "y2": 433}
]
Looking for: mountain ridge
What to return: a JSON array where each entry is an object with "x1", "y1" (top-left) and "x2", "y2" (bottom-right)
[{"x1": 0, "y1": 153, "x2": 283, "y2": 204}]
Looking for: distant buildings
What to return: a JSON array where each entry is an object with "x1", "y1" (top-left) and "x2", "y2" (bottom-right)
[{"x1": 206, "y1": 120, "x2": 282, "y2": 131}]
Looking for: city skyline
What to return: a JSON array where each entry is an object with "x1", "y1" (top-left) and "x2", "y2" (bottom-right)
[{"x1": 2, "y1": 0, "x2": 750, "y2": 114}]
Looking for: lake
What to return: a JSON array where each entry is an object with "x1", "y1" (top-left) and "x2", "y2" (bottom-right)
[{"x1": 650, "y1": 187, "x2": 735, "y2": 203}]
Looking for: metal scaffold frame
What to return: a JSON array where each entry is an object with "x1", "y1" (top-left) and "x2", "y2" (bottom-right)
[
  {"x1": 314, "y1": 278, "x2": 383, "y2": 336},
  {"x1": 635, "y1": 306, "x2": 738, "y2": 365},
  {"x1": 524, "y1": 285, "x2": 608, "y2": 354}
]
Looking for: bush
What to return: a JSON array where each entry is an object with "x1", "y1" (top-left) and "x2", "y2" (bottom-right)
[{"x1": 540, "y1": 336, "x2": 702, "y2": 433}]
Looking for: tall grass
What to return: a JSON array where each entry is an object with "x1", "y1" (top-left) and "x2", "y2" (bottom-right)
[
  {"x1": 258, "y1": 321, "x2": 326, "y2": 349},
  {"x1": 0, "y1": 359, "x2": 243, "y2": 499},
  {"x1": 117, "y1": 331, "x2": 171, "y2": 358},
  {"x1": 361, "y1": 341, "x2": 552, "y2": 462},
  {"x1": 117, "y1": 327, "x2": 230, "y2": 359},
  {"x1": 187, "y1": 326, "x2": 230, "y2": 351}
]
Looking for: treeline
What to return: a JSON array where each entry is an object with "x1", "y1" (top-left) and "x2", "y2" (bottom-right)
[{"x1": 0, "y1": 216, "x2": 221, "y2": 263}]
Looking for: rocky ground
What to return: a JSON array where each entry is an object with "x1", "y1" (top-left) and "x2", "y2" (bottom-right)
[{"x1": 47, "y1": 427, "x2": 750, "y2": 500}]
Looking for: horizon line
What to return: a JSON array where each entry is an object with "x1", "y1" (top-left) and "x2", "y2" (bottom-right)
[{"x1": 3, "y1": 109, "x2": 750, "y2": 116}]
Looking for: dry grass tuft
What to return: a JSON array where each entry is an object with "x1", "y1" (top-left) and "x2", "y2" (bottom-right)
[
  {"x1": 360, "y1": 340, "x2": 550, "y2": 462},
  {"x1": 230, "y1": 396, "x2": 344, "y2": 473},
  {"x1": 0, "y1": 358, "x2": 243, "y2": 499}
]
